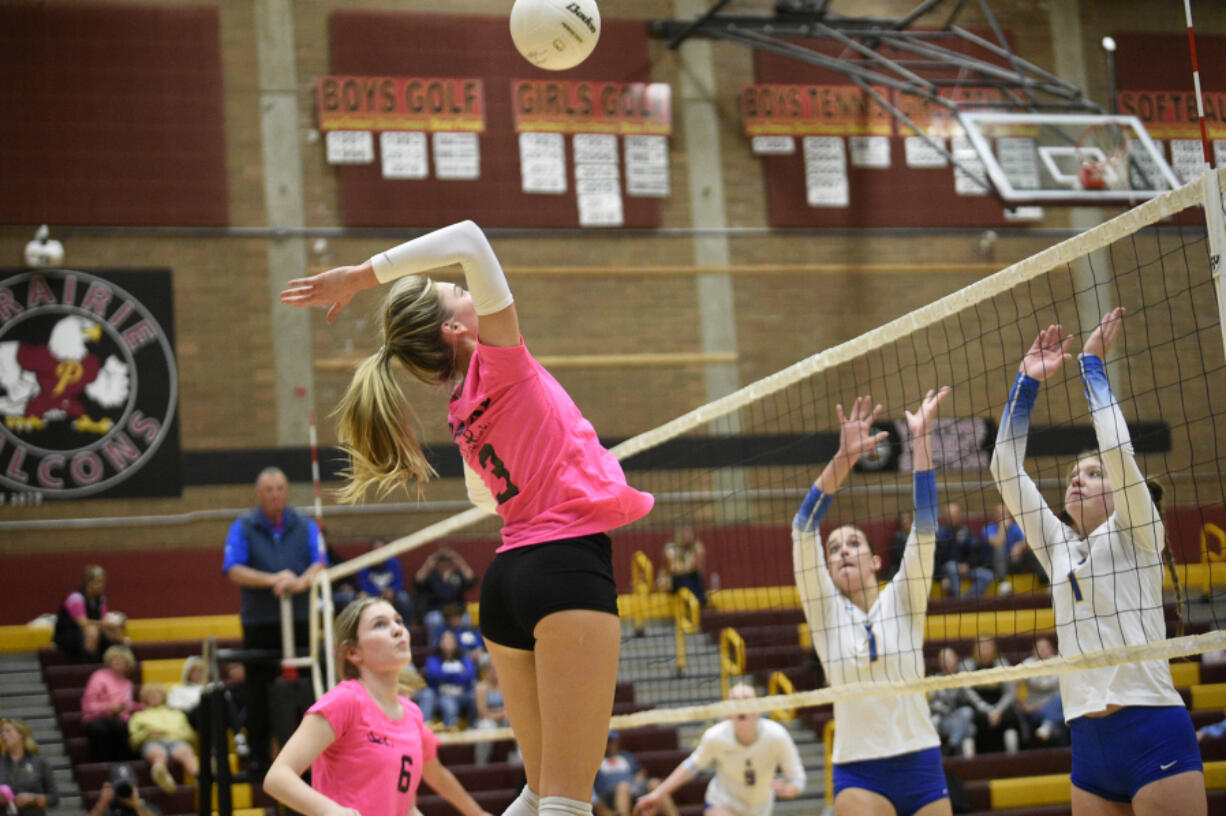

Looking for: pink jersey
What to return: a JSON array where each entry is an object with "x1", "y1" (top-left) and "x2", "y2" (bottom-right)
[
  {"x1": 307, "y1": 680, "x2": 439, "y2": 816},
  {"x1": 448, "y1": 340, "x2": 654, "y2": 552}
]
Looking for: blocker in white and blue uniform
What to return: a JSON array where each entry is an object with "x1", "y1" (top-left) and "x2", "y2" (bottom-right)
[
  {"x1": 990, "y1": 353, "x2": 1201, "y2": 802},
  {"x1": 682, "y1": 718, "x2": 806, "y2": 816}
]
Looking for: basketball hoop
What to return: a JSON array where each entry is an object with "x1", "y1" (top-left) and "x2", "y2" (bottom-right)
[{"x1": 1075, "y1": 122, "x2": 1128, "y2": 191}]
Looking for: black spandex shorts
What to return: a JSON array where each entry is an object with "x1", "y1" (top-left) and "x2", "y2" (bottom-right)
[{"x1": 479, "y1": 532, "x2": 619, "y2": 651}]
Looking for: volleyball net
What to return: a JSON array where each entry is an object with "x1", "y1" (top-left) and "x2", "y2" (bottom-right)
[{"x1": 308, "y1": 168, "x2": 1226, "y2": 741}]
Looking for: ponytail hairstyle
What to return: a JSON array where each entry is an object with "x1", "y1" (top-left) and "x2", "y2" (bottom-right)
[
  {"x1": 1147, "y1": 479, "x2": 1186, "y2": 638},
  {"x1": 333, "y1": 596, "x2": 389, "y2": 681},
  {"x1": 334, "y1": 275, "x2": 455, "y2": 503}
]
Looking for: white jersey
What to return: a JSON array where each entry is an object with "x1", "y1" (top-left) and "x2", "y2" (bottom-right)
[
  {"x1": 792, "y1": 471, "x2": 942, "y2": 764},
  {"x1": 990, "y1": 356, "x2": 1182, "y2": 720},
  {"x1": 682, "y1": 718, "x2": 806, "y2": 816}
]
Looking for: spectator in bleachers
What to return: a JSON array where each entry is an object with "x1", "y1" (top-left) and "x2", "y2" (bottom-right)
[
  {"x1": 356, "y1": 539, "x2": 416, "y2": 626},
  {"x1": 437, "y1": 603, "x2": 487, "y2": 669},
  {"x1": 414, "y1": 546, "x2": 477, "y2": 644},
  {"x1": 473, "y1": 662, "x2": 512, "y2": 766},
  {"x1": 1197, "y1": 715, "x2": 1226, "y2": 743},
  {"x1": 81, "y1": 645, "x2": 140, "y2": 762},
  {"x1": 53, "y1": 564, "x2": 126, "y2": 664},
  {"x1": 959, "y1": 635, "x2": 1023, "y2": 754},
  {"x1": 222, "y1": 465, "x2": 325, "y2": 776},
  {"x1": 86, "y1": 763, "x2": 162, "y2": 816},
  {"x1": 127, "y1": 684, "x2": 200, "y2": 794},
  {"x1": 929, "y1": 646, "x2": 977, "y2": 757},
  {"x1": 417, "y1": 630, "x2": 478, "y2": 729},
  {"x1": 633, "y1": 684, "x2": 805, "y2": 816},
  {"x1": 1021, "y1": 637, "x2": 1065, "y2": 745},
  {"x1": 166, "y1": 656, "x2": 204, "y2": 731},
  {"x1": 982, "y1": 503, "x2": 1043, "y2": 593},
  {"x1": 882, "y1": 510, "x2": 913, "y2": 581},
  {"x1": 593, "y1": 731, "x2": 674, "y2": 816},
  {"x1": 659, "y1": 524, "x2": 707, "y2": 608},
  {"x1": 937, "y1": 503, "x2": 993, "y2": 598},
  {"x1": 0, "y1": 718, "x2": 58, "y2": 816}
]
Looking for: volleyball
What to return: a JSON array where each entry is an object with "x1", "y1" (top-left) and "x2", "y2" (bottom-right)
[{"x1": 509, "y1": 0, "x2": 601, "y2": 71}]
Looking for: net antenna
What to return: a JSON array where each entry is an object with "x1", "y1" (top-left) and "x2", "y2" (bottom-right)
[{"x1": 649, "y1": 0, "x2": 1179, "y2": 203}]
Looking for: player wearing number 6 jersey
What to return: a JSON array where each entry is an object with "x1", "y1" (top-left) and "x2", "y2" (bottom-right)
[
  {"x1": 792, "y1": 388, "x2": 953, "y2": 816},
  {"x1": 263, "y1": 597, "x2": 490, "y2": 816},
  {"x1": 990, "y1": 309, "x2": 1204, "y2": 816},
  {"x1": 280, "y1": 221, "x2": 654, "y2": 816}
]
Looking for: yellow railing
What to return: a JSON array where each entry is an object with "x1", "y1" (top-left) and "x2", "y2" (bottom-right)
[
  {"x1": 823, "y1": 719, "x2": 836, "y2": 805},
  {"x1": 673, "y1": 587, "x2": 701, "y2": 672},
  {"x1": 1202, "y1": 523, "x2": 1226, "y2": 598},
  {"x1": 630, "y1": 551, "x2": 655, "y2": 633},
  {"x1": 719, "y1": 627, "x2": 746, "y2": 699},
  {"x1": 767, "y1": 671, "x2": 796, "y2": 722}
]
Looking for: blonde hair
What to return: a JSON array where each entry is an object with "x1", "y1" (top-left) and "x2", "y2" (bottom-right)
[
  {"x1": 139, "y1": 683, "x2": 167, "y2": 706},
  {"x1": 1, "y1": 719, "x2": 39, "y2": 756},
  {"x1": 103, "y1": 645, "x2": 136, "y2": 671},
  {"x1": 83, "y1": 564, "x2": 105, "y2": 585},
  {"x1": 335, "y1": 276, "x2": 453, "y2": 503},
  {"x1": 333, "y1": 596, "x2": 391, "y2": 681}
]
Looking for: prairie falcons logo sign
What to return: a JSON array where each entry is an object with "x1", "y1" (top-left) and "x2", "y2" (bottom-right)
[{"x1": 0, "y1": 270, "x2": 179, "y2": 498}]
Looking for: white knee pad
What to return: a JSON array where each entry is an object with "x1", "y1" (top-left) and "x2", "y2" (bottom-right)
[
  {"x1": 537, "y1": 795, "x2": 592, "y2": 816},
  {"x1": 502, "y1": 785, "x2": 540, "y2": 816}
]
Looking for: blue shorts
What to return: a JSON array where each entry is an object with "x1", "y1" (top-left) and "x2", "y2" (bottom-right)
[
  {"x1": 833, "y1": 746, "x2": 949, "y2": 816},
  {"x1": 1070, "y1": 706, "x2": 1202, "y2": 802}
]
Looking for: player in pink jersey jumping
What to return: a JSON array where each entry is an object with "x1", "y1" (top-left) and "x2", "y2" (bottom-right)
[
  {"x1": 281, "y1": 221, "x2": 655, "y2": 816},
  {"x1": 263, "y1": 597, "x2": 491, "y2": 816}
]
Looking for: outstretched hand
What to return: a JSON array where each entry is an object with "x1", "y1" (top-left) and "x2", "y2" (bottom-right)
[
  {"x1": 834, "y1": 395, "x2": 889, "y2": 464},
  {"x1": 1020, "y1": 324, "x2": 1074, "y2": 382},
  {"x1": 904, "y1": 386, "x2": 951, "y2": 440},
  {"x1": 280, "y1": 263, "x2": 371, "y2": 325},
  {"x1": 1083, "y1": 306, "x2": 1126, "y2": 360}
]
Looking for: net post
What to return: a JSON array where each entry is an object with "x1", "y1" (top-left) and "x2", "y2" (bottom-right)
[
  {"x1": 1202, "y1": 169, "x2": 1226, "y2": 363},
  {"x1": 321, "y1": 577, "x2": 337, "y2": 690}
]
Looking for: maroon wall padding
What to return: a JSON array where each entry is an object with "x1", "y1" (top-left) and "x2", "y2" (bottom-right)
[
  {"x1": 328, "y1": 11, "x2": 659, "y2": 228},
  {"x1": 1112, "y1": 32, "x2": 1226, "y2": 93},
  {"x1": 753, "y1": 34, "x2": 1021, "y2": 228},
  {"x1": 6, "y1": 505, "x2": 1221, "y2": 625},
  {"x1": 0, "y1": 2, "x2": 228, "y2": 226}
]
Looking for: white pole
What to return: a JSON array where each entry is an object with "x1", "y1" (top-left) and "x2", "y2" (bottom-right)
[{"x1": 1203, "y1": 169, "x2": 1226, "y2": 362}]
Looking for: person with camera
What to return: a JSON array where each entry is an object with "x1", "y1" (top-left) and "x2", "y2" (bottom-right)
[{"x1": 86, "y1": 765, "x2": 162, "y2": 816}]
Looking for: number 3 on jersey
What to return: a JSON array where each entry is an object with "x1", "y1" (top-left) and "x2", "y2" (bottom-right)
[
  {"x1": 478, "y1": 443, "x2": 520, "y2": 504},
  {"x1": 397, "y1": 755, "x2": 414, "y2": 793}
]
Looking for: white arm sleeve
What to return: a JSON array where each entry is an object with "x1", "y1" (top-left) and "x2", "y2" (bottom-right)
[
  {"x1": 369, "y1": 220, "x2": 514, "y2": 316},
  {"x1": 775, "y1": 727, "x2": 807, "y2": 789},
  {"x1": 463, "y1": 461, "x2": 498, "y2": 514}
]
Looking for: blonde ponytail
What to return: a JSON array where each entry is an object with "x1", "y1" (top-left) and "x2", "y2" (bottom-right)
[{"x1": 334, "y1": 275, "x2": 454, "y2": 503}]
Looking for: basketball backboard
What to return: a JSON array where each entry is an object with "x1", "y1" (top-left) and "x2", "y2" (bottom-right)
[{"x1": 959, "y1": 112, "x2": 1182, "y2": 203}]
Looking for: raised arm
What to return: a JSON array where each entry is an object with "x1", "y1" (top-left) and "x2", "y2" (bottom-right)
[
  {"x1": 989, "y1": 325, "x2": 1074, "y2": 573},
  {"x1": 280, "y1": 221, "x2": 518, "y2": 344},
  {"x1": 793, "y1": 396, "x2": 889, "y2": 620},
  {"x1": 1080, "y1": 307, "x2": 1162, "y2": 553},
  {"x1": 895, "y1": 387, "x2": 950, "y2": 613}
]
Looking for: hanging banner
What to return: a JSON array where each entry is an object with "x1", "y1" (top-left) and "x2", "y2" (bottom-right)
[
  {"x1": 740, "y1": 84, "x2": 892, "y2": 136},
  {"x1": 511, "y1": 80, "x2": 672, "y2": 135},
  {"x1": 0, "y1": 268, "x2": 181, "y2": 500},
  {"x1": 316, "y1": 76, "x2": 486, "y2": 132}
]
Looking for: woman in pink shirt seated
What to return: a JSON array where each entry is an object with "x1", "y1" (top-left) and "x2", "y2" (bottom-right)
[
  {"x1": 264, "y1": 597, "x2": 490, "y2": 816},
  {"x1": 281, "y1": 221, "x2": 655, "y2": 816},
  {"x1": 81, "y1": 646, "x2": 140, "y2": 762}
]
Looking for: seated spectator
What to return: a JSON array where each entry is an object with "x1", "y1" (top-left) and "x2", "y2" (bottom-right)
[
  {"x1": 127, "y1": 684, "x2": 200, "y2": 794},
  {"x1": 959, "y1": 635, "x2": 1023, "y2": 754},
  {"x1": 928, "y1": 646, "x2": 977, "y2": 757},
  {"x1": 416, "y1": 631, "x2": 477, "y2": 729},
  {"x1": 659, "y1": 524, "x2": 707, "y2": 607},
  {"x1": 357, "y1": 539, "x2": 415, "y2": 626},
  {"x1": 0, "y1": 719, "x2": 58, "y2": 816},
  {"x1": 937, "y1": 503, "x2": 994, "y2": 598},
  {"x1": 166, "y1": 656, "x2": 204, "y2": 731},
  {"x1": 882, "y1": 511, "x2": 913, "y2": 581},
  {"x1": 81, "y1": 646, "x2": 140, "y2": 762},
  {"x1": 86, "y1": 764, "x2": 163, "y2": 816},
  {"x1": 982, "y1": 503, "x2": 1043, "y2": 592},
  {"x1": 473, "y1": 663, "x2": 511, "y2": 766},
  {"x1": 1198, "y1": 712, "x2": 1226, "y2": 743},
  {"x1": 436, "y1": 603, "x2": 486, "y2": 668},
  {"x1": 414, "y1": 546, "x2": 477, "y2": 644},
  {"x1": 53, "y1": 564, "x2": 126, "y2": 664},
  {"x1": 1021, "y1": 637, "x2": 1065, "y2": 744},
  {"x1": 594, "y1": 731, "x2": 674, "y2": 816}
]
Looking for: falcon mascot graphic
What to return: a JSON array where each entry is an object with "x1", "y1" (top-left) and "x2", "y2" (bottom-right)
[{"x1": 0, "y1": 315, "x2": 130, "y2": 433}]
